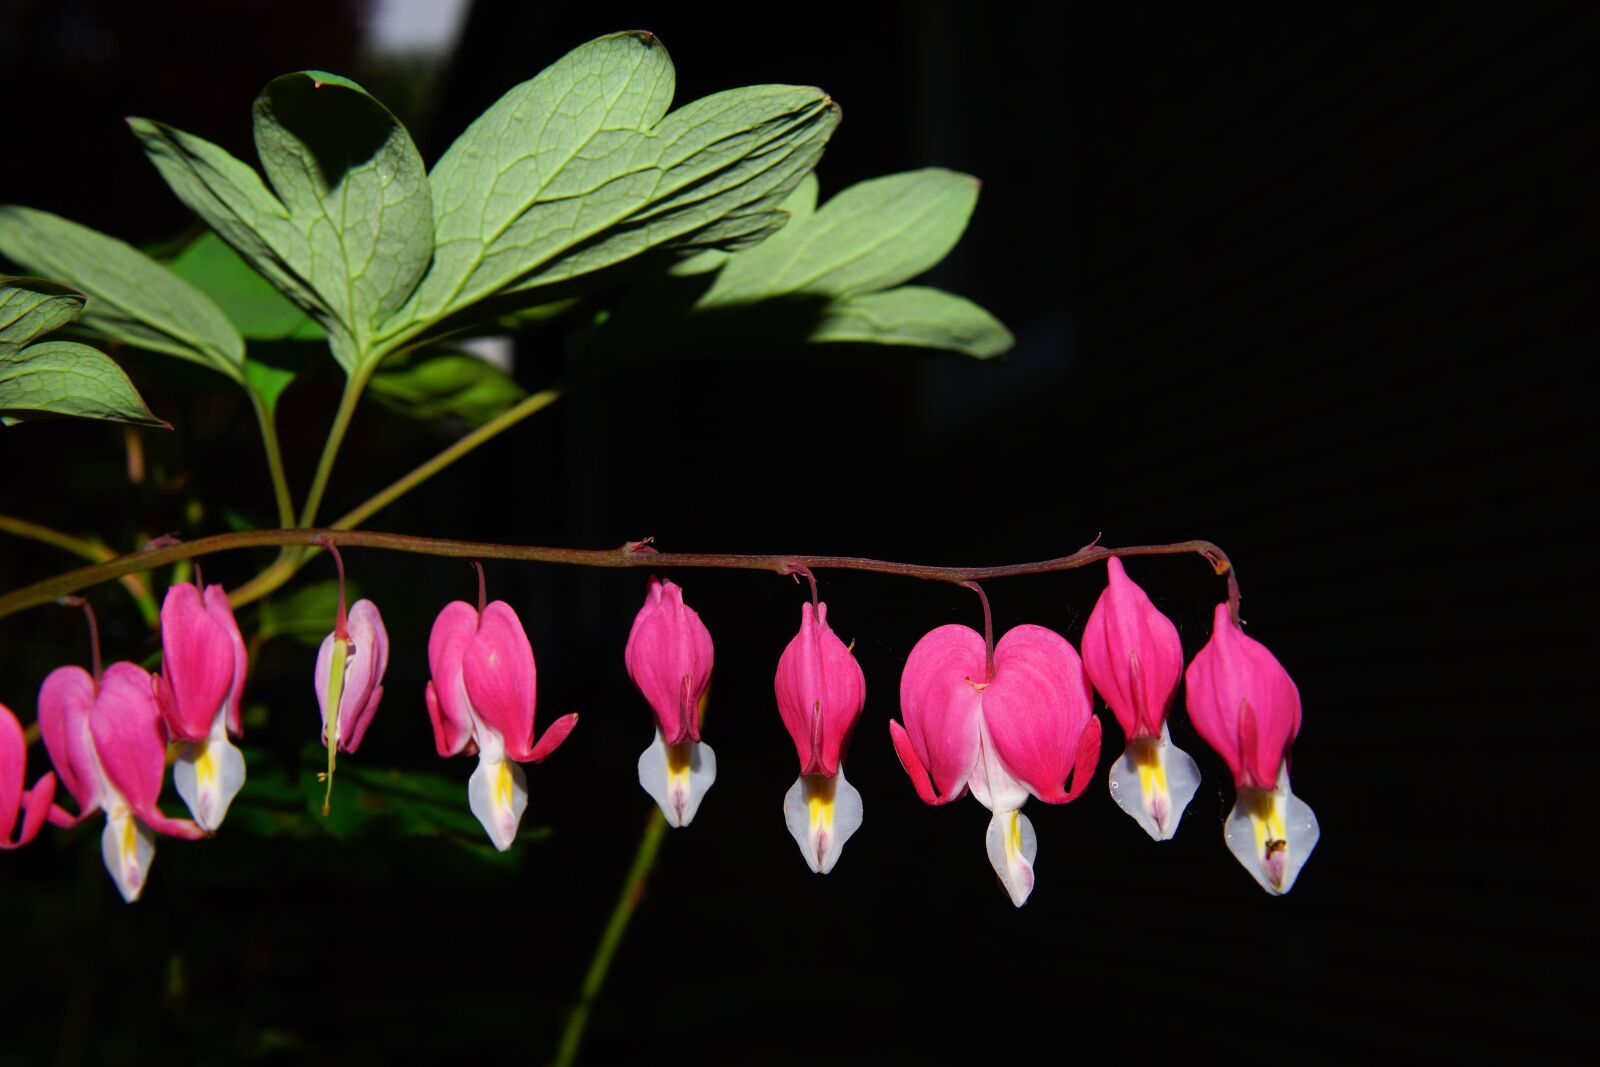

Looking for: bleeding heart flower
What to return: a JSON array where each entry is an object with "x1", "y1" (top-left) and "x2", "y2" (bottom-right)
[
  {"x1": 1, "y1": 703, "x2": 56, "y2": 850},
  {"x1": 1185, "y1": 602, "x2": 1319, "y2": 894},
  {"x1": 775, "y1": 599, "x2": 866, "y2": 874},
  {"x1": 1081, "y1": 557, "x2": 1201, "y2": 841},
  {"x1": 624, "y1": 578, "x2": 715, "y2": 827},
  {"x1": 316, "y1": 599, "x2": 388, "y2": 755},
  {"x1": 154, "y1": 582, "x2": 247, "y2": 831},
  {"x1": 425, "y1": 597, "x2": 578, "y2": 851},
  {"x1": 39, "y1": 662, "x2": 205, "y2": 901},
  {"x1": 890, "y1": 622, "x2": 1101, "y2": 906}
]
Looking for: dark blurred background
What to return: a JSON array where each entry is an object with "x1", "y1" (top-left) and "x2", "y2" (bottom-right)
[{"x1": 1, "y1": 1, "x2": 1594, "y2": 1063}]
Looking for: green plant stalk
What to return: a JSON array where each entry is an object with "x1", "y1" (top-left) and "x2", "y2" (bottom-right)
[
  {"x1": 247, "y1": 390, "x2": 297, "y2": 529},
  {"x1": 0, "y1": 528, "x2": 1242, "y2": 622},
  {"x1": 298, "y1": 364, "x2": 375, "y2": 530},
  {"x1": 550, "y1": 807, "x2": 668, "y2": 1067},
  {"x1": 333, "y1": 381, "x2": 567, "y2": 532},
  {"x1": 0, "y1": 512, "x2": 158, "y2": 626},
  {"x1": 226, "y1": 378, "x2": 572, "y2": 610}
]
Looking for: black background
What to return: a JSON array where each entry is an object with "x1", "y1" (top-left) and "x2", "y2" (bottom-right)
[{"x1": 0, "y1": 2, "x2": 1594, "y2": 1063}]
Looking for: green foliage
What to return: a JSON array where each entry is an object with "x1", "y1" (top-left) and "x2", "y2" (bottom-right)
[
  {"x1": 166, "y1": 232, "x2": 322, "y2": 342},
  {"x1": 0, "y1": 277, "x2": 167, "y2": 427},
  {"x1": 580, "y1": 170, "x2": 1013, "y2": 361},
  {"x1": 397, "y1": 32, "x2": 839, "y2": 331},
  {"x1": 368, "y1": 349, "x2": 527, "y2": 426},
  {"x1": 130, "y1": 33, "x2": 845, "y2": 373},
  {"x1": 0, "y1": 207, "x2": 246, "y2": 378},
  {"x1": 699, "y1": 169, "x2": 977, "y2": 302},
  {"x1": 131, "y1": 72, "x2": 431, "y2": 372},
  {"x1": 255, "y1": 578, "x2": 356, "y2": 647},
  {"x1": 225, "y1": 745, "x2": 542, "y2": 864}
]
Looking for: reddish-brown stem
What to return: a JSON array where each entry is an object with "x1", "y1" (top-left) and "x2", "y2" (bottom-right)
[
  {"x1": 0, "y1": 529, "x2": 1243, "y2": 624},
  {"x1": 961, "y1": 580, "x2": 996, "y2": 680},
  {"x1": 471, "y1": 561, "x2": 486, "y2": 614},
  {"x1": 793, "y1": 564, "x2": 819, "y2": 609},
  {"x1": 59, "y1": 596, "x2": 102, "y2": 684},
  {"x1": 319, "y1": 537, "x2": 350, "y2": 638}
]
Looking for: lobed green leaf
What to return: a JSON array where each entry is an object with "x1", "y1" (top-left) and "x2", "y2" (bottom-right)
[
  {"x1": 698, "y1": 168, "x2": 979, "y2": 304},
  {"x1": 367, "y1": 349, "x2": 526, "y2": 426},
  {"x1": 130, "y1": 71, "x2": 431, "y2": 371},
  {"x1": 0, "y1": 207, "x2": 245, "y2": 378},
  {"x1": 808, "y1": 286, "x2": 1013, "y2": 358},
  {"x1": 0, "y1": 338, "x2": 168, "y2": 428},
  {"x1": 392, "y1": 31, "x2": 839, "y2": 330}
]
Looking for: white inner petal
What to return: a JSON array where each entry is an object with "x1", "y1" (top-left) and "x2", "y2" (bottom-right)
[
  {"x1": 984, "y1": 806, "x2": 1038, "y2": 907},
  {"x1": 637, "y1": 728, "x2": 716, "y2": 828},
  {"x1": 967, "y1": 715, "x2": 1028, "y2": 813},
  {"x1": 1223, "y1": 767, "x2": 1320, "y2": 895},
  {"x1": 467, "y1": 755, "x2": 528, "y2": 851},
  {"x1": 100, "y1": 805, "x2": 155, "y2": 904},
  {"x1": 1107, "y1": 722, "x2": 1202, "y2": 842},
  {"x1": 783, "y1": 766, "x2": 864, "y2": 874},
  {"x1": 172, "y1": 717, "x2": 246, "y2": 832}
]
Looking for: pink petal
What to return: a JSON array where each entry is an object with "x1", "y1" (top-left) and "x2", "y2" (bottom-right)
[
  {"x1": 981, "y1": 624, "x2": 1097, "y2": 803},
  {"x1": 203, "y1": 585, "x2": 248, "y2": 738},
  {"x1": 888, "y1": 720, "x2": 946, "y2": 805},
  {"x1": 38, "y1": 665, "x2": 101, "y2": 824},
  {"x1": 157, "y1": 584, "x2": 236, "y2": 741},
  {"x1": 1, "y1": 704, "x2": 57, "y2": 849},
  {"x1": 1184, "y1": 603, "x2": 1303, "y2": 789},
  {"x1": 528, "y1": 712, "x2": 578, "y2": 763},
  {"x1": 624, "y1": 578, "x2": 714, "y2": 744},
  {"x1": 463, "y1": 601, "x2": 538, "y2": 760},
  {"x1": 895, "y1": 624, "x2": 986, "y2": 803},
  {"x1": 89, "y1": 663, "x2": 205, "y2": 840},
  {"x1": 774, "y1": 601, "x2": 866, "y2": 776},
  {"x1": 1081, "y1": 557, "x2": 1184, "y2": 739},
  {"x1": 338, "y1": 599, "x2": 389, "y2": 753},
  {"x1": 426, "y1": 601, "x2": 480, "y2": 757}
]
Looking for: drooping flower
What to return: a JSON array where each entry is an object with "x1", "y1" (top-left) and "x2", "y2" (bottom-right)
[
  {"x1": 1, "y1": 703, "x2": 56, "y2": 850},
  {"x1": 39, "y1": 662, "x2": 205, "y2": 901},
  {"x1": 153, "y1": 582, "x2": 247, "y2": 831},
  {"x1": 890, "y1": 623, "x2": 1102, "y2": 906},
  {"x1": 775, "y1": 600, "x2": 866, "y2": 873},
  {"x1": 1185, "y1": 602, "x2": 1319, "y2": 895},
  {"x1": 624, "y1": 578, "x2": 715, "y2": 827},
  {"x1": 315, "y1": 599, "x2": 389, "y2": 813},
  {"x1": 426, "y1": 597, "x2": 578, "y2": 850},
  {"x1": 1081, "y1": 557, "x2": 1201, "y2": 840}
]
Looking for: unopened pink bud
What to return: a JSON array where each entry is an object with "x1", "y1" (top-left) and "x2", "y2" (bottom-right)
[
  {"x1": 624, "y1": 577, "x2": 714, "y2": 745},
  {"x1": 1184, "y1": 603, "x2": 1302, "y2": 790},
  {"x1": 774, "y1": 601, "x2": 864, "y2": 777}
]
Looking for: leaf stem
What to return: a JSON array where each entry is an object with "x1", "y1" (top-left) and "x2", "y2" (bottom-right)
[
  {"x1": 331, "y1": 380, "x2": 568, "y2": 532},
  {"x1": 298, "y1": 367, "x2": 371, "y2": 529},
  {"x1": 248, "y1": 390, "x2": 296, "y2": 529},
  {"x1": 0, "y1": 528, "x2": 1241, "y2": 622},
  {"x1": 0, "y1": 512, "x2": 158, "y2": 626},
  {"x1": 549, "y1": 808, "x2": 668, "y2": 1067}
]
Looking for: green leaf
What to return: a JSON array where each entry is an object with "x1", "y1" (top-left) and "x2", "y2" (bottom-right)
[
  {"x1": 807, "y1": 286, "x2": 1013, "y2": 358},
  {"x1": 0, "y1": 275, "x2": 83, "y2": 346},
  {"x1": 393, "y1": 31, "x2": 839, "y2": 330},
  {"x1": 699, "y1": 168, "x2": 978, "y2": 304},
  {"x1": 367, "y1": 349, "x2": 526, "y2": 426},
  {"x1": 130, "y1": 71, "x2": 432, "y2": 370},
  {"x1": 167, "y1": 231, "x2": 322, "y2": 341},
  {"x1": 0, "y1": 207, "x2": 245, "y2": 379},
  {"x1": 1, "y1": 338, "x2": 169, "y2": 427},
  {"x1": 241, "y1": 356, "x2": 300, "y2": 416},
  {"x1": 578, "y1": 169, "x2": 1012, "y2": 363}
]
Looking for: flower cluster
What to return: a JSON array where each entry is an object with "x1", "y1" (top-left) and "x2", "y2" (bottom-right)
[{"x1": 3, "y1": 556, "x2": 1317, "y2": 905}]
